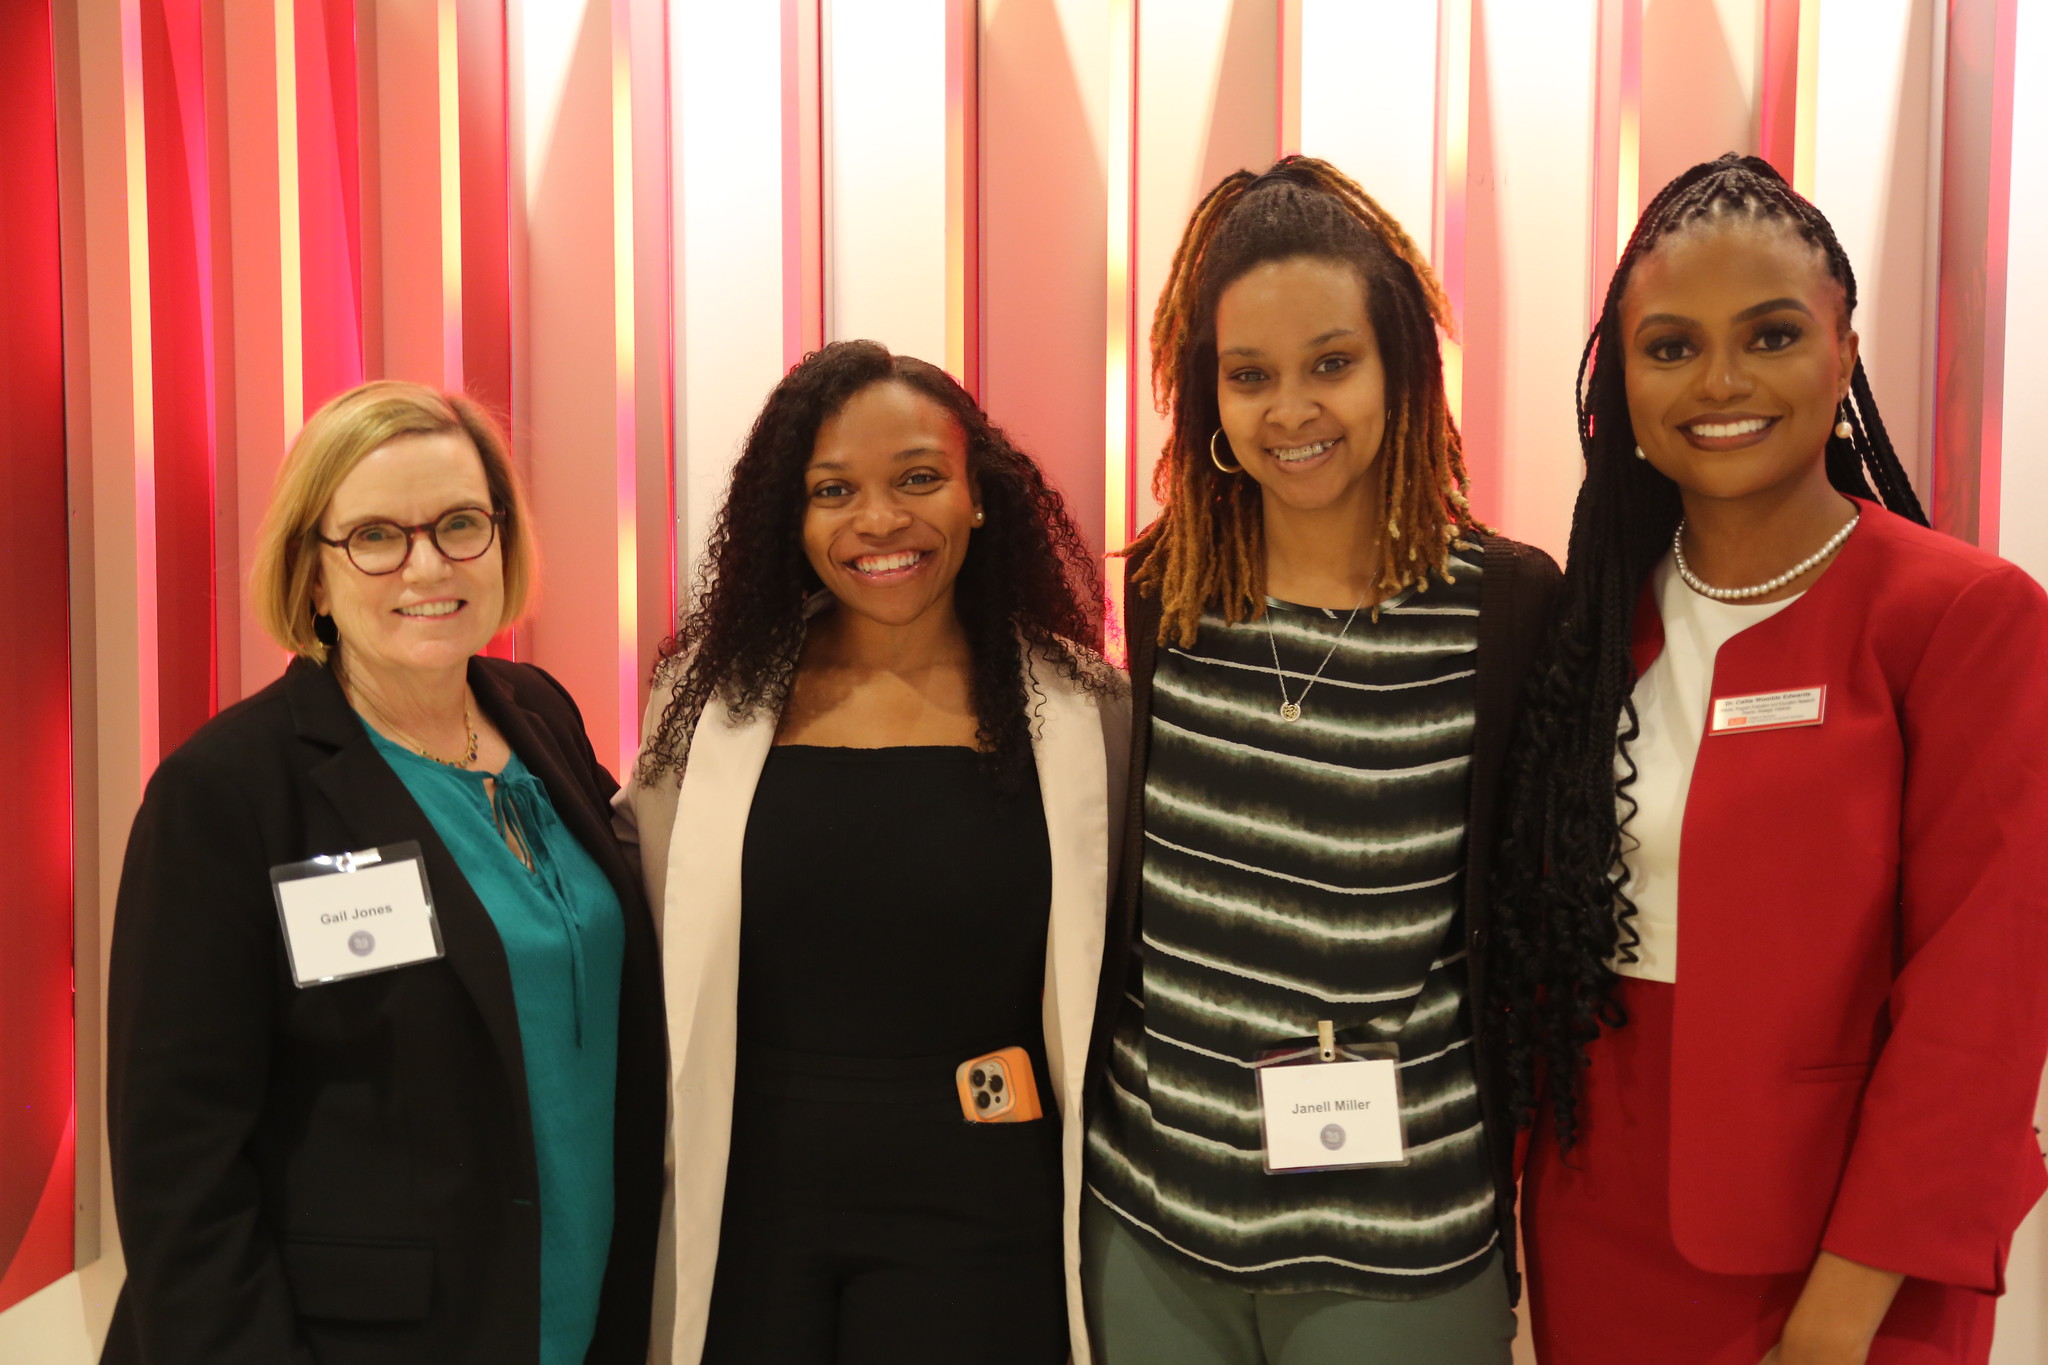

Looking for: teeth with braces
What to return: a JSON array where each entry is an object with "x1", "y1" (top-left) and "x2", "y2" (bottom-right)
[{"x1": 1270, "y1": 438, "x2": 1335, "y2": 463}]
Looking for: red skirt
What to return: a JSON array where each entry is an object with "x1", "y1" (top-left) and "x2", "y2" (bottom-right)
[{"x1": 1523, "y1": 978, "x2": 1996, "y2": 1365}]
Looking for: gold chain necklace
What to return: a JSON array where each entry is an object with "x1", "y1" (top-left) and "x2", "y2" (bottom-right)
[{"x1": 351, "y1": 688, "x2": 480, "y2": 768}]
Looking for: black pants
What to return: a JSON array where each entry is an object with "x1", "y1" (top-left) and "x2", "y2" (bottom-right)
[{"x1": 702, "y1": 1043, "x2": 1069, "y2": 1365}]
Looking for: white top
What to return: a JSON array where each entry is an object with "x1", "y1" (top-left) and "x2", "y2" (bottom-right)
[{"x1": 1613, "y1": 555, "x2": 1800, "y2": 982}]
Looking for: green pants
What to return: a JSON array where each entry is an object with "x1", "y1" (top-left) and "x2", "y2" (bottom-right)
[{"x1": 1080, "y1": 1197, "x2": 1516, "y2": 1365}]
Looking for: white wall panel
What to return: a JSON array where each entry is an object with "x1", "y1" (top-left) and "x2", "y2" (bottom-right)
[
  {"x1": 1131, "y1": 0, "x2": 1276, "y2": 529},
  {"x1": 672, "y1": 1, "x2": 789, "y2": 574},
  {"x1": 1812, "y1": 0, "x2": 1940, "y2": 494},
  {"x1": 1297, "y1": 0, "x2": 1438, "y2": 247},
  {"x1": 1460, "y1": 0, "x2": 1598, "y2": 561},
  {"x1": 825, "y1": 0, "x2": 950, "y2": 365}
]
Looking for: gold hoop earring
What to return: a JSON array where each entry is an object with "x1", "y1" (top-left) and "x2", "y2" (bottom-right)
[{"x1": 1209, "y1": 429, "x2": 1243, "y2": 474}]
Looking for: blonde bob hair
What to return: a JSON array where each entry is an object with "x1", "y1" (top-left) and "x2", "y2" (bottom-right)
[{"x1": 249, "y1": 380, "x2": 535, "y2": 665}]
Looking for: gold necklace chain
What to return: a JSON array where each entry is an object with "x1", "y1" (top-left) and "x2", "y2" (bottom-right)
[{"x1": 350, "y1": 687, "x2": 480, "y2": 769}]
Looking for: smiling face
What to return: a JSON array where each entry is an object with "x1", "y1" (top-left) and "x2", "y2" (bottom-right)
[
  {"x1": 1213, "y1": 255, "x2": 1389, "y2": 523},
  {"x1": 1621, "y1": 217, "x2": 1857, "y2": 506},
  {"x1": 311, "y1": 431, "x2": 505, "y2": 689},
  {"x1": 801, "y1": 380, "x2": 981, "y2": 632}
]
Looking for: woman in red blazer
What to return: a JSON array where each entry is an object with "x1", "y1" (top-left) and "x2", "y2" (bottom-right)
[{"x1": 1492, "y1": 154, "x2": 2048, "y2": 1365}]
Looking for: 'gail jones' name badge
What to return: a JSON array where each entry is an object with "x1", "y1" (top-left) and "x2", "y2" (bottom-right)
[
  {"x1": 271, "y1": 842, "x2": 444, "y2": 987},
  {"x1": 1257, "y1": 1054, "x2": 1408, "y2": 1174}
]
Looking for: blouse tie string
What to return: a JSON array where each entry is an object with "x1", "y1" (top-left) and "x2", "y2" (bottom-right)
[{"x1": 491, "y1": 768, "x2": 590, "y2": 1047}]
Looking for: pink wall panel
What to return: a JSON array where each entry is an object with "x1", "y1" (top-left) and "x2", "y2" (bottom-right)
[
  {"x1": 1933, "y1": 0, "x2": 2017, "y2": 548},
  {"x1": 980, "y1": 0, "x2": 1111, "y2": 561},
  {"x1": 0, "y1": 0, "x2": 77, "y2": 1313},
  {"x1": 460, "y1": 0, "x2": 513, "y2": 418}
]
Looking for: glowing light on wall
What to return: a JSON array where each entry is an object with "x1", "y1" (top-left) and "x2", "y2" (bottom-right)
[
  {"x1": 275, "y1": 0, "x2": 305, "y2": 423},
  {"x1": 1103, "y1": 0, "x2": 1134, "y2": 549},
  {"x1": 1102, "y1": 0, "x2": 1136, "y2": 663},
  {"x1": 123, "y1": 0, "x2": 163, "y2": 770},
  {"x1": 1591, "y1": 0, "x2": 1640, "y2": 318},
  {"x1": 782, "y1": 0, "x2": 823, "y2": 365},
  {"x1": 1792, "y1": 0, "x2": 1818, "y2": 198},
  {"x1": 612, "y1": 0, "x2": 641, "y2": 778},
  {"x1": 1434, "y1": 0, "x2": 1470, "y2": 422},
  {"x1": 439, "y1": 0, "x2": 463, "y2": 378},
  {"x1": 945, "y1": 0, "x2": 980, "y2": 392}
]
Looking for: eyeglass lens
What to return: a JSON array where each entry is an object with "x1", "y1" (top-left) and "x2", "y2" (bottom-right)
[{"x1": 345, "y1": 509, "x2": 497, "y2": 574}]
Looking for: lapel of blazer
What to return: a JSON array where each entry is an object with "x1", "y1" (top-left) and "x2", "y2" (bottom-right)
[
  {"x1": 289, "y1": 658, "x2": 531, "y2": 1124},
  {"x1": 661, "y1": 692, "x2": 775, "y2": 1360},
  {"x1": 1027, "y1": 658, "x2": 1110, "y2": 1115}
]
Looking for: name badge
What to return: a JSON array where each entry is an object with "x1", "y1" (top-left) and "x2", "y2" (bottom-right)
[
  {"x1": 1254, "y1": 1024, "x2": 1407, "y2": 1173},
  {"x1": 1710, "y1": 685, "x2": 1826, "y2": 735},
  {"x1": 271, "y1": 842, "x2": 445, "y2": 987}
]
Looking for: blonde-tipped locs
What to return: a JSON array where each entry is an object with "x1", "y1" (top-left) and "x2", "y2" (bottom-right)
[{"x1": 1130, "y1": 156, "x2": 1484, "y2": 647}]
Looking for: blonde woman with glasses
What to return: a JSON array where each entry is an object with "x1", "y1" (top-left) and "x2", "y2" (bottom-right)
[{"x1": 102, "y1": 381, "x2": 665, "y2": 1365}]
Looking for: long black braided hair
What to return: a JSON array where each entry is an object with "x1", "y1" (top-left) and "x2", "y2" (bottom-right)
[{"x1": 1490, "y1": 153, "x2": 1928, "y2": 1152}]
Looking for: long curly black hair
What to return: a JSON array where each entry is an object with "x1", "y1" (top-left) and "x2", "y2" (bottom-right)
[
  {"x1": 638, "y1": 339, "x2": 1112, "y2": 784},
  {"x1": 1489, "y1": 154, "x2": 1928, "y2": 1152}
]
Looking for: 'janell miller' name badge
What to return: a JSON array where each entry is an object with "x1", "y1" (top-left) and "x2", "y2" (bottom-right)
[
  {"x1": 271, "y1": 842, "x2": 445, "y2": 988},
  {"x1": 1255, "y1": 1024, "x2": 1409, "y2": 1175},
  {"x1": 1710, "y1": 685, "x2": 1826, "y2": 735}
]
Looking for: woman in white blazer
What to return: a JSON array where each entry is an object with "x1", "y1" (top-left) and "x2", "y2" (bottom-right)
[{"x1": 618, "y1": 341, "x2": 1127, "y2": 1365}]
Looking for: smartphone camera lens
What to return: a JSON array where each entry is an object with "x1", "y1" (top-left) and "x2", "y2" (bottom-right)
[
  {"x1": 970, "y1": 1069, "x2": 987, "y2": 1088},
  {"x1": 974, "y1": 1091, "x2": 991, "y2": 1111},
  {"x1": 989, "y1": 1073, "x2": 1005, "y2": 1094}
]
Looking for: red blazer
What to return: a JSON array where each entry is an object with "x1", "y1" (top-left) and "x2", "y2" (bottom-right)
[{"x1": 1630, "y1": 501, "x2": 2048, "y2": 1293}]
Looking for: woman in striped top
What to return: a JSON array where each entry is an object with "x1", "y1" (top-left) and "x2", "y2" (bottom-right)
[{"x1": 1080, "y1": 158, "x2": 1559, "y2": 1364}]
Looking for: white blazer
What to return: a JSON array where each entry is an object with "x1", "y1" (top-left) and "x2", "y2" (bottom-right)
[{"x1": 617, "y1": 652, "x2": 1128, "y2": 1364}]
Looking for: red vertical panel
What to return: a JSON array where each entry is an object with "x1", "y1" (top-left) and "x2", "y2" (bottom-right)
[
  {"x1": 144, "y1": 0, "x2": 220, "y2": 753},
  {"x1": 459, "y1": 0, "x2": 511, "y2": 416},
  {"x1": 297, "y1": 0, "x2": 364, "y2": 412},
  {"x1": 0, "y1": 0, "x2": 77, "y2": 1310},
  {"x1": 1757, "y1": 0, "x2": 1801, "y2": 179}
]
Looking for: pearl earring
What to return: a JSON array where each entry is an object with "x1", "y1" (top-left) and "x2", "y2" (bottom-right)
[
  {"x1": 972, "y1": 510, "x2": 984, "y2": 525},
  {"x1": 1833, "y1": 412, "x2": 1853, "y2": 440},
  {"x1": 1634, "y1": 445, "x2": 1648, "y2": 461}
]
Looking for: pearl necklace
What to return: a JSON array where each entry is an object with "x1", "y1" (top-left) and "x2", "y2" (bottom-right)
[{"x1": 1671, "y1": 511, "x2": 1859, "y2": 601}]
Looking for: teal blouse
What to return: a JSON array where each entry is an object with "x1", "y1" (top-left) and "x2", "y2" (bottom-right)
[{"x1": 371, "y1": 731, "x2": 625, "y2": 1365}]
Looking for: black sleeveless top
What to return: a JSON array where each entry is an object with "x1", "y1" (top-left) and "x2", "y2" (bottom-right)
[{"x1": 737, "y1": 746, "x2": 1053, "y2": 1057}]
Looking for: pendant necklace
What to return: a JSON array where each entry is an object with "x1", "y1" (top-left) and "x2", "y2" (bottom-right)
[{"x1": 1264, "y1": 587, "x2": 1371, "y2": 722}]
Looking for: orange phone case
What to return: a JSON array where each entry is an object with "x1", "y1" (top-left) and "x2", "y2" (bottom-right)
[{"x1": 955, "y1": 1046, "x2": 1044, "y2": 1123}]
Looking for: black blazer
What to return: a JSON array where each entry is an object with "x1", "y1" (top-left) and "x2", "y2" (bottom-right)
[
  {"x1": 102, "y1": 657, "x2": 666, "y2": 1365},
  {"x1": 1084, "y1": 534, "x2": 1562, "y2": 1300}
]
